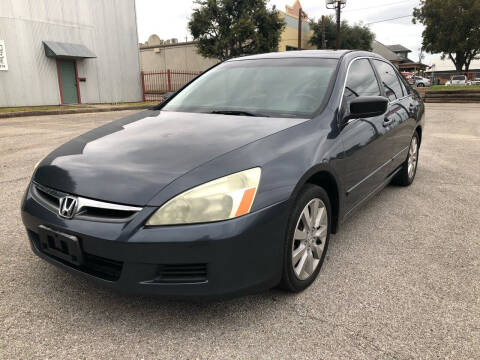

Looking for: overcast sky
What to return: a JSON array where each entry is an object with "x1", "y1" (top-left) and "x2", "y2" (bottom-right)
[{"x1": 135, "y1": 0, "x2": 439, "y2": 64}]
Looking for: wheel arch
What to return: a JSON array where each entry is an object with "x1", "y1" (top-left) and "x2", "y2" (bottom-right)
[{"x1": 289, "y1": 165, "x2": 342, "y2": 234}]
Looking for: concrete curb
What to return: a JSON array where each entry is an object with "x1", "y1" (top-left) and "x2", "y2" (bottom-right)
[
  {"x1": 424, "y1": 89, "x2": 480, "y2": 103},
  {"x1": 0, "y1": 105, "x2": 154, "y2": 119}
]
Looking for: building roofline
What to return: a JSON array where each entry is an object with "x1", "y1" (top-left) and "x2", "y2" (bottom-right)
[{"x1": 139, "y1": 41, "x2": 197, "y2": 50}]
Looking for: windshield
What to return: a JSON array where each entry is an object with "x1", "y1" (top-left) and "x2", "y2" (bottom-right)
[
  {"x1": 453, "y1": 76, "x2": 465, "y2": 80},
  {"x1": 162, "y1": 58, "x2": 338, "y2": 118}
]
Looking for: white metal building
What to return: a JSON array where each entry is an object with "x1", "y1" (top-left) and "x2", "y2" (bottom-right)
[{"x1": 0, "y1": 0, "x2": 142, "y2": 107}]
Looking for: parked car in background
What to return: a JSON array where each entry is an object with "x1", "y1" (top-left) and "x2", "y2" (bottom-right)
[
  {"x1": 472, "y1": 77, "x2": 480, "y2": 85},
  {"x1": 21, "y1": 50, "x2": 425, "y2": 298},
  {"x1": 401, "y1": 71, "x2": 415, "y2": 85},
  {"x1": 414, "y1": 76, "x2": 431, "y2": 87},
  {"x1": 446, "y1": 75, "x2": 471, "y2": 86}
]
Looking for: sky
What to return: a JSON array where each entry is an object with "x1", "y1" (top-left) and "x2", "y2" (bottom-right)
[{"x1": 135, "y1": 0, "x2": 440, "y2": 65}]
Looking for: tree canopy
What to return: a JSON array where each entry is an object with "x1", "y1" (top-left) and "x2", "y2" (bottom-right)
[
  {"x1": 309, "y1": 16, "x2": 374, "y2": 51},
  {"x1": 188, "y1": 0, "x2": 285, "y2": 61},
  {"x1": 413, "y1": 0, "x2": 480, "y2": 71}
]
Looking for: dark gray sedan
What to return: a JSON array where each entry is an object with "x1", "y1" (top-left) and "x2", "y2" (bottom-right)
[{"x1": 21, "y1": 50, "x2": 424, "y2": 298}]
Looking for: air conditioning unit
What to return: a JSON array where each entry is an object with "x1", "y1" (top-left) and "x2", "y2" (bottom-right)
[{"x1": 154, "y1": 48, "x2": 161, "y2": 53}]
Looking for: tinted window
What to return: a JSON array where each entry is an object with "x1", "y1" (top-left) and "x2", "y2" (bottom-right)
[
  {"x1": 373, "y1": 60, "x2": 404, "y2": 101},
  {"x1": 163, "y1": 58, "x2": 338, "y2": 118},
  {"x1": 343, "y1": 59, "x2": 381, "y2": 101},
  {"x1": 453, "y1": 75, "x2": 465, "y2": 81}
]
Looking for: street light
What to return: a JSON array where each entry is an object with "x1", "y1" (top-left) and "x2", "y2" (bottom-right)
[{"x1": 326, "y1": 0, "x2": 346, "y2": 50}]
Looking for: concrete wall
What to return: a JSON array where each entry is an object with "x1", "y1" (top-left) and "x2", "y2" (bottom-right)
[
  {"x1": 0, "y1": 0, "x2": 142, "y2": 107},
  {"x1": 140, "y1": 42, "x2": 219, "y2": 72}
]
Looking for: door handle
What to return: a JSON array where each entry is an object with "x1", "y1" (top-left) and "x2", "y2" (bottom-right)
[
  {"x1": 409, "y1": 104, "x2": 417, "y2": 115},
  {"x1": 383, "y1": 117, "x2": 394, "y2": 127}
]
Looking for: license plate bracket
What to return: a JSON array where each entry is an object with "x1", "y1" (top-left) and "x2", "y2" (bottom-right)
[{"x1": 37, "y1": 225, "x2": 83, "y2": 266}]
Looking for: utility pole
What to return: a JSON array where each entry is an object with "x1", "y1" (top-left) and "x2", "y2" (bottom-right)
[
  {"x1": 335, "y1": 4, "x2": 341, "y2": 49},
  {"x1": 321, "y1": 15, "x2": 326, "y2": 49},
  {"x1": 298, "y1": 7, "x2": 302, "y2": 50},
  {"x1": 297, "y1": 7, "x2": 307, "y2": 50},
  {"x1": 326, "y1": 0, "x2": 346, "y2": 50}
]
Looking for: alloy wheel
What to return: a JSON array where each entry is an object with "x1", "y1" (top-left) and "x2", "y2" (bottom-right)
[
  {"x1": 292, "y1": 198, "x2": 328, "y2": 280},
  {"x1": 408, "y1": 136, "x2": 418, "y2": 180}
]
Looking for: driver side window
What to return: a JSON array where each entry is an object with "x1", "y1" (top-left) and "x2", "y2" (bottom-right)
[{"x1": 343, "y1": 59, "x2": 382, "y2": 102}]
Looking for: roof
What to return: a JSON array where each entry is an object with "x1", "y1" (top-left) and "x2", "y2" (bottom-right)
[
  {"x1": 43, "y1": 41, "x2": 96, "y2": 59},
  {"x1": 228, "y1": 50, "x2": 352, "y2": 61},
  {"x1": 140, "y1": 41, "x2": 197, "y2": 50},
  {"x1": 387, "y1": 44, "x2": 412, "y2": 53},
  {"x1": 371, "y1": 40, "x2": 402, "y2": 62}
]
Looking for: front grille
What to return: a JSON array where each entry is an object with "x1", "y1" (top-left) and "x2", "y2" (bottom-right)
[
  {"x1": 35, "y1": 186, "x2": 60, "y2": 209},
  {"x1": 28, "y1": 229, "x2": 123, "y2": 281},
  {"x1": 31, "y1": 182, "x2": 142, "y2": 223},
  {"x1": 153, "y1": 264, "x2": 208, "y2": 284}
]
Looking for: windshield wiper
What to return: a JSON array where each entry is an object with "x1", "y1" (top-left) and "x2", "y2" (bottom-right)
[{"x1": 210, "y1": 110, "x2": 269, "y2": 117}]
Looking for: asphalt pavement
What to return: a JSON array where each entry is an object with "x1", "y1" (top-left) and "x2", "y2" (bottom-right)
[{"x1": 0, "y1": 104, "x2": 479, "y2": 359}]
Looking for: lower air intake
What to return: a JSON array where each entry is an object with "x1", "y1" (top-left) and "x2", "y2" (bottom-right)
[{"x1": 153, "y1": 263, "x2": 208, "y2": 284}]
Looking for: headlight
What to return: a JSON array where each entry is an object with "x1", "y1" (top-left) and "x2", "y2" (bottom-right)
[{"x1": 146, "y1": 168, "x2": 261, "y2": 226}]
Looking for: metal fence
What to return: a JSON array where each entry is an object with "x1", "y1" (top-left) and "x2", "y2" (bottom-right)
[{"x1": 141, "y1": 70, "x2": 202, "y2": 101}]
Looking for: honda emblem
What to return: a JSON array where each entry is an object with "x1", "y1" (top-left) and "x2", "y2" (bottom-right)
[{"x1": 58, "y1": 196, "x2": 78, "y2": 219}]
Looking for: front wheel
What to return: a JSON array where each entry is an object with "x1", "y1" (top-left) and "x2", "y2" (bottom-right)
[
  {"x1": 279, "y1": 184, "x2": 331, "y2": 292},
  {"x1": 392, "y1": 132, "x2": 419, "y2": 186}
]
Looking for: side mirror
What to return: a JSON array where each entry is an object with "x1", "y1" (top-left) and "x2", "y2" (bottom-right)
[{"x1": 344, "y1": 96, "x2": 388, "y2": 122}]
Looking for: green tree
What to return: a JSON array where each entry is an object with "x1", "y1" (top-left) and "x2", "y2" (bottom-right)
[
  {"x1": 309, "y1": 16, "x2": 374, "y2": 51},
  {"x1": 188, "y1": 0, "x2": 285, "y2": 61},
  {"x1": 413, "y1": 0, "x2": 480, "y2": 71}
]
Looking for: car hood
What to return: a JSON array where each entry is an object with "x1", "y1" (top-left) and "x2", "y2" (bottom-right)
[{"x1": 34, "y1": 110, "x2": 306, "y2": 206}]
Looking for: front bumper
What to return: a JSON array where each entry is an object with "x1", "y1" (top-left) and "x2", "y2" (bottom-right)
[{"x1": 21, "y1": 185, "x2": 289, "y2": 298}]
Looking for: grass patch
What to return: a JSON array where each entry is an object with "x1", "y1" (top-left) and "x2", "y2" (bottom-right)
[
  {"x1": 106, "y1": 101, "x2": 158, "y2": 107},
  {"x1": 0, "y1": 105, "x2": 85, "y2": 113},
  {"x1": 0, "y1": 102, "x2": 156, "y2": 114},
  {"x1": 429, "y1": 85, "x2": 480, "y2": 91}
]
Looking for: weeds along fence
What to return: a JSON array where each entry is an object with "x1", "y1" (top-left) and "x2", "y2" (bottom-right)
[{"x1": 141, "y1": 70, "x2": 202, "y2": 101}]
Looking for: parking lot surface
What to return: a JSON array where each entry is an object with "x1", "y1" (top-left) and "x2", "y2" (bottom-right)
[{"x1": 1, "y1": 104, "x2": 479, "y2": 359}]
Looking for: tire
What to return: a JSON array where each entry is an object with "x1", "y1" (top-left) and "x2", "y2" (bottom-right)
[
  {"x1": 417, "y1": 83, "x2": 425, "y2": 87},
  {"x1": 392, "y1": 132, "x2": 420, "y2": 186},
  {"x1": 279, "y1": 184, "x2": 331, "y2": 292}
]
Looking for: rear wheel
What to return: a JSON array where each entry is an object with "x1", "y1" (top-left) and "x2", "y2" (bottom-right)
[
  {"x1": 393, "y1": 132, "x2": 419, "y2": 186},
  {"x1": 417, "y1": 83, "x2": 425, "y2": 87},
  {"x1": 279, "y1": 184, "x2": 331, "y2": 292}
]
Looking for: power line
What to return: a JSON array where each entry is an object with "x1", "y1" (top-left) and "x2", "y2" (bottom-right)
[
  {"x1": 366, "y1": 14, "x2": 413, "y2": 25},
  {"x1": 344, "y1": 0, "x2": 419, "y2": 13}
]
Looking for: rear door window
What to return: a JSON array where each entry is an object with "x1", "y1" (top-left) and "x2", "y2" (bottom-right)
[{"x1": 373, "y1": 60, "x2": 404, "y2": 102}]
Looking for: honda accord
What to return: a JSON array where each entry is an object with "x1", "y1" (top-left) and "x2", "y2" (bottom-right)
[{"x1": 21, "y1": 50, "x2": 424, "y2": 298}]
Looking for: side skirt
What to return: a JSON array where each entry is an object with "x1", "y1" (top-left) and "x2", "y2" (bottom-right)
[{"x1": 341, "y1": 165, "x2": 402, "y2": 223}]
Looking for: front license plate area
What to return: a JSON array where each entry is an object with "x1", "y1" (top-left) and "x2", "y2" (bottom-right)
[{"x1": 38, "y1": 225, "x2": 83, "y2": 266}]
